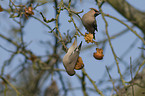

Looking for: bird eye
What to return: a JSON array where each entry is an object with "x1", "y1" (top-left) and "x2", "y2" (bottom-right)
[{"x1": 95, "y1": 10, "x2": 98, "y2": 12}]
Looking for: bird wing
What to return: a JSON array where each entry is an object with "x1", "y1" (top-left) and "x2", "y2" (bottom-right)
[
  {"x1": 92, "y1": 20, "x2": 98, "y2": 32},
  {"x1": 63, "y1": 53, "x2": 76, "y2": 76},
  {"x1": 69, "y1": 51, "x2": 79, "y2": 63},
  {"x1": 68, "y1": 41, "x2": 82, "y2": 64}
]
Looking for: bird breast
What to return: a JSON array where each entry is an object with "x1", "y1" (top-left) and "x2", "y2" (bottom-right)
[{"x1": 82, "y1": 15, "x2": 95, "y2": 33}]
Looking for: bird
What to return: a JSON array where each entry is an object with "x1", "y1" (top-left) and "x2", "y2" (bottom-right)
[
  {"x1": 82, "y1": 8, "x2": 101, "y2": 39},
  {"x1": 63, "y1": 38, "x2": 82, "y2": 76},
  {"x1": 44, "y1": 81, "x2": 59, "y2": 96}
]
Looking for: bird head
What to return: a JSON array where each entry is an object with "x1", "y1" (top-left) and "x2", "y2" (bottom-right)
[{"x1": 90, "y1": 8, "x2": 101, "y2": 17}]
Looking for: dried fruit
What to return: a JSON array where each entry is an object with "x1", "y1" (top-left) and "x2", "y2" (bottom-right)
[
  {"x1": 29, "y1": 54, "x2": 37, "y2": 62},
  {"x1": 93, "y1": 48, "x2": 104, "y2": 60},
  {"x1": 24, "y1": 4, "x2": 34, "y2": 19},
  {"x1": 0, "y1": 6, "x2": 3, "y2": 12},
  {"x1": 74, "y1": 56, "x2": 84, "y2": 70},
  {"x1": 84, "y1": 33, "x2": 93, "y2": 43}
]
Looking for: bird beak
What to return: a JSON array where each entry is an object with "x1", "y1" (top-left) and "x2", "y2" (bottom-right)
[
  {"x1": 98, "y1": 11, "x2": 101, "y2": 14},
  {"x1": 96, "y1": 11, "x2": 101, "y2": 15},
  {"x1": 95, "y1": 11, "x2": 101, "y2": 17}
]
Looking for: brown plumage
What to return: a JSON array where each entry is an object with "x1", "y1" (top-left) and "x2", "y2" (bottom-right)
[{"x1": 82, "y1": 8, "x2": 101, "y2": 39}]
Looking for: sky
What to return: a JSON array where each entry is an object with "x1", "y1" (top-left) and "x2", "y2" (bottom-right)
[{"x1": 0, "y1": 0, "x2": 145, "y2": 96}]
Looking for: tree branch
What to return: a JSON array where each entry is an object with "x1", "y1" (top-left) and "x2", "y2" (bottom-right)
[{"x1": 106, "y1": 0, "x2": 145, "y2": 34}]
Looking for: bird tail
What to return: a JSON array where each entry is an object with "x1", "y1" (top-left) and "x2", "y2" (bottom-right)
[
  {"x1": 74, "y1": 41, "x2": 82, "y2": 52},
  {"x1": 78, "y1": 41, "x2": 82, "y2": 50},
  {"x1": 93, "y1": 32, "x2": 95, "y2": 39}
]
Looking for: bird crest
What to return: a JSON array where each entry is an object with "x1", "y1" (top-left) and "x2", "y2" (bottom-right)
[{"x1": 90, "y1": 8, "x2": 99, "y2": 12}]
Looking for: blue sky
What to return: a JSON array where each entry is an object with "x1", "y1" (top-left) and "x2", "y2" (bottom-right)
[{"x1": 0, "y1": 0, "x2": 145, "y2": 96}]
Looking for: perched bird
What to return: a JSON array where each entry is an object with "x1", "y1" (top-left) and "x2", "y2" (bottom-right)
[
  {"x1": 82, "y1": 8, "x2": 101, "y2": 39},
  {"x1": 63, "y1": 38, "x2": 82, "y2": 76}
]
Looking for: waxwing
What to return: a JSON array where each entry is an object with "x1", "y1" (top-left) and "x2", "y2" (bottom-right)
[
  {"x1": 63, "y1": 38, "x2": 82, "y2": 76},
  {"x1": 82, "y1": 8, "x2": 101, "y2": 39}
]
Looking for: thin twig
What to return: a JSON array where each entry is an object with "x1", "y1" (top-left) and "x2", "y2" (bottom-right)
[
  {"x1": 9, "y1": 0, "x2": 18, "y2": 11},
  {"x1": 54, "y1": 1, "x2": 68, "y2": 96},
  {"x1": 82, "y1": 68, "x2": 104, "y2": 96},
  {"x1": 0, "y1": 44, "x2": 14, "y2": 53},
  {"x1": 40, "y1": 12, "x2": 56, "y2": 23},
  {"x1": 0, "y1": 76, "x2": 23, "y2": 96},
  {"x1": 106, "y1": 66, "x2": 118, "y2": 94},
  {"x1": 0, "y1": 33, "x2": 19, "y2": 47},
  {"x1": 130, "y1": 57, "x2": 134, "y2": 96},
  {"x1": 81, "y1": 71, "x2": 88, "y2": 96},
  {"x1": 134, "y1": 59, "x2": 145, "y2": 79},
  {"x1": 98, "y1": 5, "x2": 126, "y2": 87},
  {"x1": 104, "y1": 14, "x2": 145, "y2": 45},
  {"x1": 32, "y1": 16, "x2": 52, "y2": 30}
]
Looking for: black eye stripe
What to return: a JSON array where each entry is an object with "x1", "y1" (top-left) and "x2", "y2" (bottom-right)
[{"x1": 92, "y1": 9, "x2": 98, "y2": 12}]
